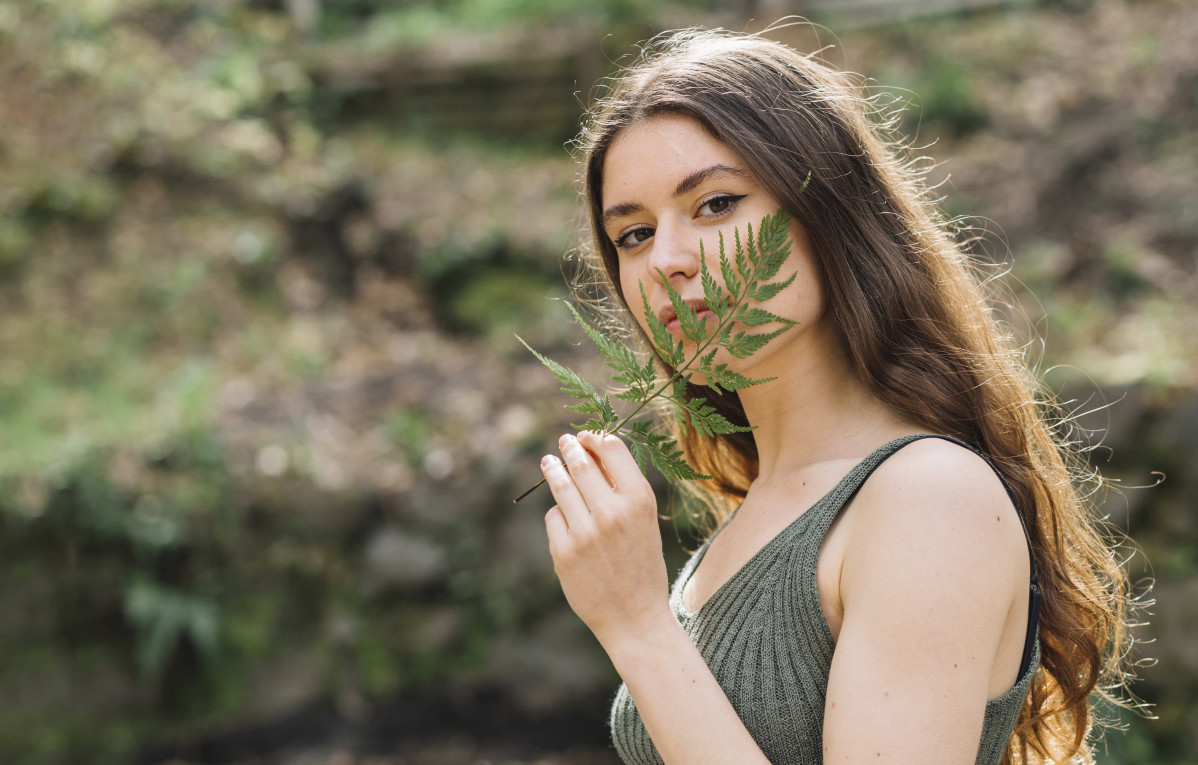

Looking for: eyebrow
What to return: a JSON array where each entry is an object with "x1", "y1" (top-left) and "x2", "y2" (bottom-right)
[{"x1": 601, "y1": 164, "x2": 753, "y2": 228}]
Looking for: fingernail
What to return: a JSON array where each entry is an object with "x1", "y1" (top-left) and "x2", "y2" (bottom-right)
[
  {"x1": 541, "y1": 454, "x2": 559, "y2": 468},
  {"x1": 559, "y1": 434, "x2": 574, "y2": 448}
]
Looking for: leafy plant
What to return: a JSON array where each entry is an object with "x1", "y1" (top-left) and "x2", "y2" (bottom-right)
[
  {"x1": 124, "y1": 575, "x2": 219, "y2": 680},
  {"x1": 514, "y1": 207, "x2": 800, "y2": 501}
]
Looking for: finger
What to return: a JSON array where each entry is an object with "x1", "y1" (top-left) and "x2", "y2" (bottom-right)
[
  {"x1": 540, "y1": 452, "x2": 593, "y2": 535},
  {"x1": 545, "y1": 504, "x2": 567, "y2": 558},
  {"x1": 558, "y1": 433, "x2": 616, "y2": 511},
  {"x1": 574, "y1": 430, "x2": 616, "y2": 488},
  {"x1": 577, "y1": 431, "x2": 654, "y2": 501}
]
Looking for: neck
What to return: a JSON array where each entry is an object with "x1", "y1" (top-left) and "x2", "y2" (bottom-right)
[{"x1": 735, "y1": 333, "x2": 917, "y2": 485}]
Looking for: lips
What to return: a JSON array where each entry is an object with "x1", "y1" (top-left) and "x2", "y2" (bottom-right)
[{"x1": 658, "y1": 298, "x2": 714, "y2": 336}]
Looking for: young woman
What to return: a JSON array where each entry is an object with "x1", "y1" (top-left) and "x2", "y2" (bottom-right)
[{"x1": 536, "y1": 28, "x2": 1134, "y2": 764}]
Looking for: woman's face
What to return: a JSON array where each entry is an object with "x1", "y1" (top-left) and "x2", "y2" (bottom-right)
[{"x1": 600, "y1": 114, "x2": 831, "y2": 380}]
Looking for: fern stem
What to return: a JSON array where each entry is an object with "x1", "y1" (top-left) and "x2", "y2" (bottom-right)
[{"x1": 513, "y1": 477, "x2": 547, "y2": 503}]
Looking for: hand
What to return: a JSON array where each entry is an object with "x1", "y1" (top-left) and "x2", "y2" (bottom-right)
[{"x1": 541, "y1": 431, "x2": 675, "y2": 647}]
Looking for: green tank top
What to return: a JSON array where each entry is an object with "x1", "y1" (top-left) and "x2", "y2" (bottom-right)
[{"x1": 609, "y1": 434, "x2": 1041, "y2": 765}]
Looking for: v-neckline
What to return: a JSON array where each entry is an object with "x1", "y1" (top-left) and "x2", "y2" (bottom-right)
[
  {"x1": 676, "y1": 436, "x2": 919, "y2": 617},
  {"x1": 677, "y1": 496, "x2": 818, "y2": 617}
]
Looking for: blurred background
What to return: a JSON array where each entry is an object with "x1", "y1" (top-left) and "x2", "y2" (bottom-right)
[{"x1": 0, "y1": 0, "x2": 1194, "y2": 763}]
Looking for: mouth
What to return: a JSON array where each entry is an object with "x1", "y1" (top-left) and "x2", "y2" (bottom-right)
[{"x1": 658, "y1": 299, "x2": 715, "y2": 338}]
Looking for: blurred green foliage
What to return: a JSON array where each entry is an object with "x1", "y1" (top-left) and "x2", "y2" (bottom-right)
[{"x1": 336, "y1": 0, "x2": 661, "y2": 44}]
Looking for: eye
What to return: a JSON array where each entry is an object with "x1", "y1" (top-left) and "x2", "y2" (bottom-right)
[
  {"x1": 613, "y1": 226, "x2": 654, "y2": 251},
  {"x1": 697, "y1": 194, "x2": 746, "y2": 218}
]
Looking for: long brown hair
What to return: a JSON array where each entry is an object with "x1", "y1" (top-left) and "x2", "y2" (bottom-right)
[{"x1": 574, "y1": 27, "x2": 1141, "y2": 764}]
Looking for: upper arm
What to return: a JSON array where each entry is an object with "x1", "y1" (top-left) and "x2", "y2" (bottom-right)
[{"x1": 822, "y1": 439, "x2": 1028, "y2": 764}]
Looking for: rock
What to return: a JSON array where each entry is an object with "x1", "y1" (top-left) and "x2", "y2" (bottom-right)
[
  {"x1": 362, "y1": 526, "x2": 448, "y2": 594},
  {"x1": 243, "y1": 650, "x2": 327, "y2": 719},
  {"x1": 402, "y1": 474, "x2": 497, "y2": 531},
  {"x1": 411, "y1": 606, "x2": 465, "y2": 652}
]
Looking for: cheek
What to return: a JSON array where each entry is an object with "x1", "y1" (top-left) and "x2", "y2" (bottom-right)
[
  {"x1": 795, "y1": 258, "x2": 824, "y2": 300},
  {"x1": 787, "y1": 224, "x2": 826, "y2": 306},
  {"x1": 777, "y1": 262, "x2": 825, "y2": 325}
]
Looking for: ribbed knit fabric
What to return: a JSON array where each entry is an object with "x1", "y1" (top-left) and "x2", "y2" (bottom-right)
[{"x1": 609, "y1": 434, "x2": 1041, "y2": 765}]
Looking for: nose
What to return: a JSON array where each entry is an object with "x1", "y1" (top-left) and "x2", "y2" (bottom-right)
[{"x1": 647, "y1": 220, "x2": 701, "y2": 285}]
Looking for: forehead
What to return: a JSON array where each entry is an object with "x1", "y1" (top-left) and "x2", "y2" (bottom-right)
[{"x1": 602, "y1": 115, "x2": 746, "y2": 207}]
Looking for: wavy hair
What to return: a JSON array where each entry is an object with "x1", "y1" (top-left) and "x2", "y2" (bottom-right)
[{"x1": 572, "y1": 27, "x2": 1141, "y2": 764}]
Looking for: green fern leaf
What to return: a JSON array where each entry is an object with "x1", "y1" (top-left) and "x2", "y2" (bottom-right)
[
  {"x1": 724, "y1": 326, "x2": 790, "y2": 359},
  {"x1": 514, "y1": 207, "x2": 807, "y2": 500},
  {"x1": 659, "y1": 269, "x2": 708, "y2": 345},
  {"x1": 750, "y1": 271, "x2": 797, "y2": 303},
  {"x1": 564, "y1": 302, "x2": 642, "y2": 377},
  {"x1": 516, "y1": 336, "x2": 614, "y2": 426},
  {"x1": 735, "y1": 305, "x2": 796, "y2": 328},
  {"x1": 718, "y1": 236, "x2": 742, "y2": 303},
  {"x1": 733, "y1": 226, "x2": 752, "y2": 285},
  {"x1": 645, "y1": 432, "x2": 712, "y2": 481},
  {"x1": 700, "y1": 252, "x2": 729, "y2": 319},
  {"x1": 639, "y1": 281, "x2": 684, "y2": 367}
]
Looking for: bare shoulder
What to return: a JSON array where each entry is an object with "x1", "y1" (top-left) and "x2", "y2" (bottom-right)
[
  {"x1": 841, "y1": 436, "x2": 1029, "y2": 607},
  {"x1": 822, "y1": 442, "x2": 1035, "y2": 759},
  {"x1": 855, "y1": 436, "x2": 1022, "y2": 532}
]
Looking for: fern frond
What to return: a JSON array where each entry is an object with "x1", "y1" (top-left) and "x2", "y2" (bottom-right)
[{"x1": 514, "y1": 207, "x2": 804, "y2": 500}]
